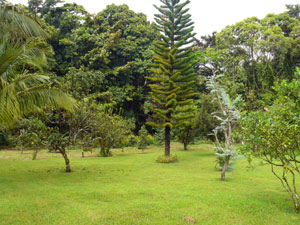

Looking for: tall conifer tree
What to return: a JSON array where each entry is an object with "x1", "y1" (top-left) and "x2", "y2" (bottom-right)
[{"x1": 147, "y1": 0, "x2": 196, "y2": 156}]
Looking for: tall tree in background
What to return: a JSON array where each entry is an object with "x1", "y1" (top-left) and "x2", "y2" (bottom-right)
[
  {"x1": 60, "y1": 4, "x2": 156, "y2": 129},
  {"x1": 197, "y1": 13, "x2": 300, "y2": 110},
  {"x1": 147, "y1": 0, "x2": 196, "y2": 156}
]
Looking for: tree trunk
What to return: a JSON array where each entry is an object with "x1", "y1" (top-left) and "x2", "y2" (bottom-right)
[
  {"x1": 32, "y1": 148, "x2": 38, "y2": 160},
  {"x1": 82, "y1": 150, "x2": 84, "y2": 158},
  {"x1": 164, "y1": 126, "x2": 171, "y2": 156},
  {"x1": 100, "y1": 145, "x2": 111, "y2": 157},
  {"x1": 221, "y1": 155, "x2": 230, "y2": 181},
  {"x1": 60, "y1": 149, "x2": 71, "y2": 172},
  {"x1": 184, "y1": 142, "x2": 188, "y2": 151}
]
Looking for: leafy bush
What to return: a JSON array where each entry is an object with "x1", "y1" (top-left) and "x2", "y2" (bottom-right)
[
  {"x1": 138, "y1": 125, "x2": 148, "y2": 150},
  {"x1": 194, "y1": 94, "x2": 220, "y2": 141},
  {"x1": 127, "y1": 134, "x2": 139, "y2": 147},
  {"x1": 91, "y1": 113, "x2": 134, "y2": 157},
  {"x1": 0, "y1": 131, "x2": 9, "y2": 147},
  {"x1": 66, "y1": 101, "x2": 134, "y2": 156},
  {"x1": 156, "y1": 154, "x2": 178, "y2": 164},
  {"x1": 240, "y1": 75, "x2": 300, "y2": 212},
  {"x1": 14, "y1": 118, "x2": 48, "y2": 159},
  {"x1": 175, "y1": 123, "x2": 196, "y2": 151},
  {"x1": 146, "y1": 134, "x2": 154, "y2": 145}
]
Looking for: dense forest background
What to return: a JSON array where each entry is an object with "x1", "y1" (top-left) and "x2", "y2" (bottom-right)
[{"x1": 1, "y1": 0, "x2": 300, "y2": 151}]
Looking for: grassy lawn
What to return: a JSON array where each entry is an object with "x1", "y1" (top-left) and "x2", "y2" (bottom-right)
[{"x1": 0, "y1": 143, "x2": 300, "y2": 225}]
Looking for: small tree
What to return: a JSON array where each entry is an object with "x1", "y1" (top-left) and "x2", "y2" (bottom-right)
[
  {"x1": 80, "y1": 135, "x2": 95, "y2": 158},
  {"x1": 15, "y1": 118, "x2": 47, "y2": 159},
  {"x1": 16, "y1": 129, "x2": 31, "y2": 154},
  {"x1": 240, "y1": 77, "x2": 300, "y2": 212},
  {"x1": 47, "y1": 129, "x2": 71, "y2": 172},
  {"x1": 174, "y1": 105, "x2": 197, "y2": 150},
  {"x1": 138, "y1": 125, "x2": 148, "y2": 151},
  {"x1": 175, "y1": 124, "x2": 195, "y2": 150},
  {"x1": 92, "y1": 113, "x2": 133, "y2": 157},
  {"x1": 195, "y1": 94, "x2": 220, "y2": 141},
  {"x1": 68, "y1": 102, "x2": 96, "y2": 157},
  {"x1": 207, "y1": 74, "x2": 241, "y2": 181}
]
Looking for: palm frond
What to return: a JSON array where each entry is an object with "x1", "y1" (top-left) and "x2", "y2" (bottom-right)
[
  {"x1": 0, "y1": 4, "x2": 48, "y2": 43},
  {"x1": 0, "y1": 4, "x2": 75, "y2": 128}
]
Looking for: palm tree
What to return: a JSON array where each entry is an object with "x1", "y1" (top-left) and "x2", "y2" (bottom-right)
[
  {"x1": 0, "y1": 2, "x2": 47, "y2": 43},
  {"x1": 0, "y1": 3, "x2": 76, "y2": 127}
]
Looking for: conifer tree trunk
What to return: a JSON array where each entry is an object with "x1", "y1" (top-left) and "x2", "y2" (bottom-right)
[{"x1": 165, "y1": 126, "x2": 171, "y2": 156}]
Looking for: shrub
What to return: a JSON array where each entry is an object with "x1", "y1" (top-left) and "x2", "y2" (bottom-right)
[
  {"x1": 153, "y1": 129, "x2": 164, "y2": 146},
  {"x1": 138, "y1": 125, "x2": 148, "y2": 151},
  {"x1": 195, "y1": 94, "x2": 220, "y2": 141},
  {"x1": 240, "y1": 76, "x2": 300, "y2": 212},
  {"x1": 14, "y1": 118, "x2": 48, "y2": 159},
  {"x1": 91, "y1": 113, "x2": 134, "y2": 157},
  {"x1": 128, "y1": 134, "x2": 139, "y2": 147},
  {"x1": 147, "y1": 134, "x2": 154, "y2": 145},
  {"x1": 156, "y1": 154, "x2": 178, "y2": 164}
]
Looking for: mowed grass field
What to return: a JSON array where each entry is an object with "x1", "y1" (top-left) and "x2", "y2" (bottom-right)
[{"x1": 0, "y1": 143, "x2": 300, "y2": 225}]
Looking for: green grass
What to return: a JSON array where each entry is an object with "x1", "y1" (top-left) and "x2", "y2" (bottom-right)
[{"x1": 0, "y1": 143, "x2": 300, "y2": 225}]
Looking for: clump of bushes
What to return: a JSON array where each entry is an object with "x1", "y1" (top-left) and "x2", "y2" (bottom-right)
[
  {"x1": 156, "y1": 154, "x2": 178, "y2": 163},
  {"x1": 128, "y1": 134, "x2": 139, "y2": 147},
  {"x1": 153, "y1": 129, "x2": 164, "y2": 146}
]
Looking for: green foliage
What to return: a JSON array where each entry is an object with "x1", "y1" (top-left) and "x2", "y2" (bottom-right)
[
  {"x1": 63, "y1": 68, "x2": 105, "y2": 100},
  {"x1": 14, "y1": 118, "x2": 47, "y2": 159},
  {"x1": 67, "y1": 101, "x2": 97, "y2": 146},
  {"x1": 147, "y1": 0, "x2": 196, "y2": 156},
  {"x1": 138, "y1": 125, "x2": 148, "y2": 150},
  {"x1": 240, "y1": 76, "x2": 300, "y2": 212},
  {"x1": 197, "y1": 13, "x2": 300, "y2": 110},
  {"x1": 91, "y1": 113, "x2": 134, "y2": 157},
  {"x1": 0, "y1": 4, "x2": 76, "y2": 128},
  {"x1": 175, "y1": 124, "x2": 195, "y2": 150},
  {"x1": 28, "y1": 0, "x2": 64, "y2": 18},
  {"x1": 47, "y1": 128, "x2": 71, "y2": 172},
  {"x1": 47, "y1": 129, "x2": 69, "y2": 153},
  {"x1": 0, "y1": 130, "x2": 9, "y2": 147},
  {"x1": 47, "y1": 3, "x2": 156, "y2": 127},
  {"x1": 174, "y1": 104, "x2": 199, "y2": 150},
  {"x1": 286, "y1": 4, "x2": 300, "y2": 21},
  {"x1": 156, "y1": 154, "x2": 178, "y2": 164},
  {"x1": 152, "y1": 128, "x2": 165, "y2": 146},
  {"x1": 194, "y1": 94, "x2": 220, "y2": 141},
  {"x1": 0, "y1": 3, "x2": 47, "y2": 43},
  {"x1": 127, "y1": 134, "x2": 139, "y2": 147}
]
